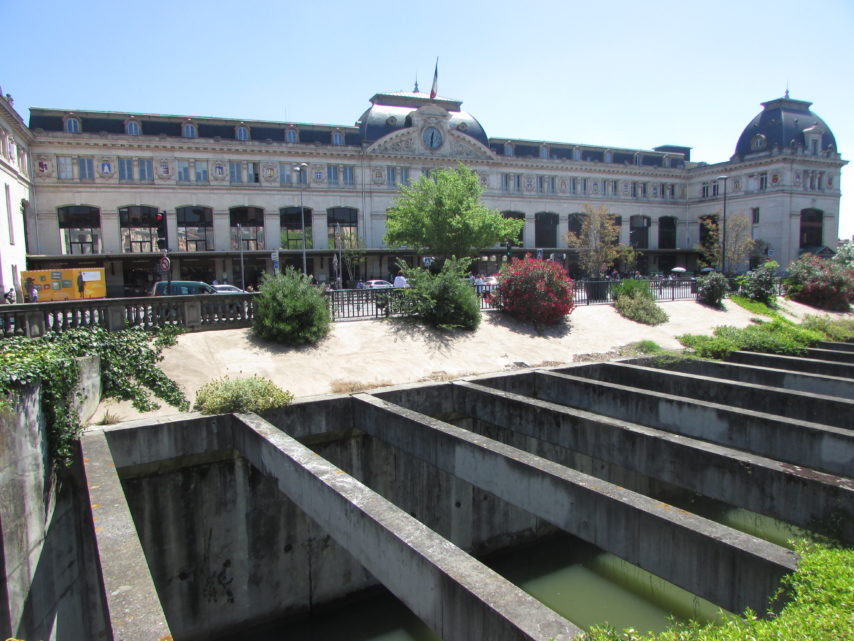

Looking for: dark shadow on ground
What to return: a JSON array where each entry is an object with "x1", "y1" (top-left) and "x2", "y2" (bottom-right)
[{"x1": 483, "y1": 310, "x2": 573, "y2": 338}]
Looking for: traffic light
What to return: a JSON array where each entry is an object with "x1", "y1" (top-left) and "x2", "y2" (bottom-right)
[
  {"x1": 156, "y1": 211, "x2": 168, "y2": 250},
  {"x1": 505, "y1": 241, "x2": 513, "y2": 259}
]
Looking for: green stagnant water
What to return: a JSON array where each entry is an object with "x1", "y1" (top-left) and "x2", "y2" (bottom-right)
[{"x1": 243, "y1": 534, "x2": 725, "y2": 641}]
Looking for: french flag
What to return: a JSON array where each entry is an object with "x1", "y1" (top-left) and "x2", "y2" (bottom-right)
[{"x1": 430, "y1": 59, "x2": 438, "y2": 99}]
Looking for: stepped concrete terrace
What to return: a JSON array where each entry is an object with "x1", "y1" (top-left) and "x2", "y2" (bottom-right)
[{"x1": 50, "y1": 343, "x2": 852, "y2": 641}]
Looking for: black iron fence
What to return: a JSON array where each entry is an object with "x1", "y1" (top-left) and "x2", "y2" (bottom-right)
[{"x1": 0, "y1": 278, "x2": 785, "y2": 337}]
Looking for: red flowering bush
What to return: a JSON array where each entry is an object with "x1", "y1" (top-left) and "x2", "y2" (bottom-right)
[
  {"x1": 489, "y1": 256, "x2": 575, "y2": 326},
  {"x1": 785, "y1": 254, "x2": 853, "y2": 311}
]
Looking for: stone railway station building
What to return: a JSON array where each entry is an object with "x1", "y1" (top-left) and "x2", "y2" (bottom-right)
[{"x1": 0, "y1": 85, "x2": 846, "y2": 296}]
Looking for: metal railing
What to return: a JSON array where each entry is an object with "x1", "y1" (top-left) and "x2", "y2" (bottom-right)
[{"x1": 0, "y1": 278, "x2": 783, "y2": 337}]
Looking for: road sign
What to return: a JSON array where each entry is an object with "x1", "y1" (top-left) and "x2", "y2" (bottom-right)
[{"x1": 159, "y1": 256, "x2": 171, "y2": 272}]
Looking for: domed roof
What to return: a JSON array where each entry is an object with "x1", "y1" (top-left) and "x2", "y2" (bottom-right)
[
  {"x1": 357, "y1": 91, "x2": 489, "y2": 147},
  {"x1": 734, "y1": 95, "x2": 837, "y2": 159}
]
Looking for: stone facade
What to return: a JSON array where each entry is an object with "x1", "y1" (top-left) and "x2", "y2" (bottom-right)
[{"x1": 8, "y1": 88, "x2": 848, "y2": 294}]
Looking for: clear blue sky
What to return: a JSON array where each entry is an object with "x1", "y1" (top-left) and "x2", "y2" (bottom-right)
[{"x1": 4, "y1": 0, "x2": 853, "y2": 240}]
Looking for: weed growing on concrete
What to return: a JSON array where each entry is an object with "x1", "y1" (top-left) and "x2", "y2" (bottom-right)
[
  {"x1": 582, "y1": 539, "x2": 853, "y2": 641},
  {"x1": 194, "y1": 375, "x2": 293, "y2": 414}
]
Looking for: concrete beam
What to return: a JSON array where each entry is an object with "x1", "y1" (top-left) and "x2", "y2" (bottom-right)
[
  {"x1": 728, "y1": 351, "x2": 854, "y2": 379},
  {"x1": 351, "y1": 394, "x2": 798, "y2": 615},
  {"x1": 530, "y1": 371, "x2": 854, "y2": 477},
  {"x1": 230, "y1": 412, "x2": 581, "y2": 641},
  {"x1": 803, "y1": 347, "x2": 854, "y2": 363},
  {"x1": 627, "y1": 357, "x2": 854, "y2": 399},
  {"x1": 564, "y1": 362, "x2": 853, "y2": 429},
  {"x1": 450, "y1": 381, "x2": 854, "y2": 543},
  {"x1": 79, "y1": 431, "x2": 172, "y2": 641}
]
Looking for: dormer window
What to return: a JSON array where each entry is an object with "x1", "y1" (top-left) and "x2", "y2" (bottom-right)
[
  {"x1": 539, "y1": 145, "x2": 549, "y2": 159},
  {"x1": 182, "y1": 123, "x2": 197, "y2": 138},
  {"x1": 750, "y1": 133, "x2": 767, "y2": 151},
  {"x1": 65, "y1": 117, "x2": 80, "y2": 133},
  {"x1": 236, "y1": 126, "x2": 250, "y2": 141},
  {"x1": 332, "y1": 132, "x2": 343, "y2": 146},
  {"x1": 504, "y1": 142, "x2": 513, "y2": 156},
  {"x1": 126, "y1": 120, "x2": 140, "y2": 136},
  {"x1": 286, "y1": 129, "x2": 298, "y2": 143}
]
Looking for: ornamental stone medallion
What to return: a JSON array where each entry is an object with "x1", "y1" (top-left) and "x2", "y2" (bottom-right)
[
  {"x1": 36, "y1": 156, "x2": 53, "y2": 178},
  {"x1": 98, "y1": 158, "x2": 115, "y2": 179},
  {"x1": 262, "y1": 163, "x2": 278, "y2": 183},
  {"x1": 212, "y1": 162, "x2": 227, "y2": 182}
]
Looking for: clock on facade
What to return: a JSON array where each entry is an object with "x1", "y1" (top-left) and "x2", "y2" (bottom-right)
[{"x1": 422, "y1": 126, "x2": 443, "y2": 150}]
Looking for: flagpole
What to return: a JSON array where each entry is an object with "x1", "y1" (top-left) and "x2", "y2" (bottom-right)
[{"x1": 430, "y1": 57, "x2": 438, "y2": 99}]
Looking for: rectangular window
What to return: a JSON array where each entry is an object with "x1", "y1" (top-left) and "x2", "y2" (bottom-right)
[
  {"x1": 570, "y1": 178, "x2": 577, "y2": 194},
  {"x1": 631, "y1": 182, "x2": 638, "y2": 198},
  {"x1": 118, "y1": 158, "x2": 134, "y2": 182},
  {"x1": 537, "y1": 176, "x2": 545, "y2": 194},
  {"x1": 279, "y1": 163, "x2": 292, "y2": 185},
  {"x1": 327, "y1": 165, "x2": 339, "y2": 185},
  {"x1": 138, "y1": 158, "x2": 153, "y2": 182},
  {"x1": 78, "y1": 158, "x2": 94, "y2": 181},
  {"x1": 752, "y1": 207, "x2": 760, "y2": 224},
  {"x1": 400, "y1": 167, "x2": 409, "y2": 186},
  {"x1": 701, "y1": 183, "x2": 710, "y2": 198},
  {"x1": 195, "y1": 160, "x2": 209, "y2": 183},
  {"x1": 5, "y1": 184, "x2": 13, "y2": 245},
  {"x1": 343, "y1": 165, "x2": 355, "y2": 186},
  {"x1": 247, "y1": 162, "x2": 260, "y2": 184},
  {"x1": 387, "y1": 166, "x2": 396, "y2": 186},
  {"x1": 581, "y1": 178, "x2": 588, "y2": 195},
  {"x1": 58, "y1": 156, "x2": 74, "y2": 180},
  {"x1": 759, "y1": 172, "x2": 768, "y2": 190},
  {"x1": 640, "y1": 183, "x2": 648, "y2": 198},
  {"x1": 229, "y1": 161, "x2": 242, "y2": 183},
  {"x1": 176, "y1": 160, "x2": 191, "y2": 183}
]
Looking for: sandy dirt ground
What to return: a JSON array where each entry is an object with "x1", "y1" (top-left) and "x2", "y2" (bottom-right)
[{"x1": 89, "y1": 297, "x2": 832, "y2": 425}]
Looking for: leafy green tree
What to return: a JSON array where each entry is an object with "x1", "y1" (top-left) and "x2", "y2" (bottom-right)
[{"x1": 384, "y1": 163, "x2": 523, "y2": 260}]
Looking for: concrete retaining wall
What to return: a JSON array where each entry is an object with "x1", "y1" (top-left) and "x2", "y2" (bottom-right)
[
  {"x1": 562, "y1": 362, "x2": 853, "y2": 429},
  {"x1": 729, "y1": 351, "x2": 854, "y2": 378},
  {"x1": 0, "y1": 357, "x2": 105, "y2": 641},
  {"x1": 629, "y1": 357, "x2": 854, "y2": 399}
]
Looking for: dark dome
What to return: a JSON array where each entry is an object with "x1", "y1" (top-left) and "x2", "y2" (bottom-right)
[
  {"x1": 734, "y1": 95, "x2": 837, "y2": 159},
  {"x1": 357, "y1": 91, "x2": 489, "y2": 147}
]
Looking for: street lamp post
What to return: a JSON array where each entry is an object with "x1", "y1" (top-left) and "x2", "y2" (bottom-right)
[
  {"x1": 294, "y1": 162, "x2": 309, "y2": 274},
  {"x1": 716, "y1": 175, "x2": 728, "y2": 274}
]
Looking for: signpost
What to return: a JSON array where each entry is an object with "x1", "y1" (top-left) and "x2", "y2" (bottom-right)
[{"x1": 157, "y1": 251, "x2": 172, "y2": 293}]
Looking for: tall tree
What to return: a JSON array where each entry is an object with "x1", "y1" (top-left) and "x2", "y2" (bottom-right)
[
  {"x1": 696, "y1": 213, "x2": 755, "y2": 273},
  {"x1": 384, "y1": 163, "x2": 524, "y2": 260},
  {"x1": 564, "y1": 204, "x2": 627, "y2": 278}
]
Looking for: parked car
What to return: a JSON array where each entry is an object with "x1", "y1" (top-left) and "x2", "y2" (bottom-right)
[
  {"x1": 212, "y1": 284, "x2": 244, "y2": 294},
  {"x1": 365, "y1": 280, "x2": 393, "y2": 289},
  {"x1": 483, "y1": 276, "x2": 499, "y2": 287},
  {"x1": 150, "y1": 280, "x2": 215, "y2": 296}
]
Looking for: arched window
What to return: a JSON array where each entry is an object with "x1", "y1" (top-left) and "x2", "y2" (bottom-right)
[
  {"x1": 629, "y1": 215, "x2": 650, "y2": 249},
  {"x1": 230, "y1": 206, "x2": 265, "y2": 250},
  {"x1": 280, "y1": 206, "x2": 313, "y2": 250},
  {"x1": 236, "y1": 126, "x2": 250, "y2": 141},
  {"x1": 332, "y1": 132, "x2": 343, "y2": 146},
  {"x1": 799, "y1": 209, "x2": 823, "y2": 248},
  {"x1": 502, "y1": 211, "x2": 525, "y2": 245},
  {"x1": 286, "y1": 129, "x2": 298, "y2": 143},
  {"x1": 327, "y1": 206, "x2": 358, "y2": 249},
  {"x1": 182, "y1": 122, "x2": 197, "y2": 138},
  {"x1": 58, "y1": 205, "x2": 100, "y2": 254},
  {"x1": 504, "y1": 142, "x2": 513, "y2": 156},
  {"x1": 126, "y1": 120, "x2": 140, "y2": 136},
  {"x1": 534, "y1": 212, "x2": 558, "y2": 248},
  {"x1": 658, "y1": 216, "x2": 677, "y2": 249},
  {"x1": 177, "y1": 206, "x2": 214, "y2": 251},
  {"x1": 119, "y1": 205, "x2": 160, "y2": 253},
  {"x1": 567, "y1": 213, "x2": 587, "y2": 238},
  {"x1": 65, "y1": 117, "x2": 80, "y2": 133}
]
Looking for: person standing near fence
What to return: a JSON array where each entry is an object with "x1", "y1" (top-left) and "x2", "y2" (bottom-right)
[{"x1": 4, "y1": 287, "x2": 15, "y2": 304}]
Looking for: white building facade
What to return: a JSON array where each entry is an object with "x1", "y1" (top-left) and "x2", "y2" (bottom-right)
[
  {"x1": 11, "y1": 89, "x2": 846, "y2": 296},
  {"x1": 0, "y1": 91, "x2": 32, "y2": 301}
]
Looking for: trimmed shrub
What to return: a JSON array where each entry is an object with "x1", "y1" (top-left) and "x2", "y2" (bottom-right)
[
  {"x1": 490, "y1": 256, "x2": 575, "y2": 327},
  {"x1": 696, "y1": 272, "x2": 729, "y2": 307},
  {"x1": 391, "y1": 258, "x2": 481, "y2": 330},
  {"x1": 785, "y1": 254, "x2": 853, "y2": 311},
  {"x1": 194, "y1": 375, "x2": 294, "y2": 414},
  {"x1": 252, "y1": 268, "x2": 331, "y2": 345},
  {"x1": 612, "y1": 279, "x2": 668, "y2": 325},
  {"x1": 736, "y1": 260, "x2": 779, "y2": 305}
]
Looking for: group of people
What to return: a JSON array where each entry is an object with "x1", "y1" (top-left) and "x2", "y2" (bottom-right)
[{"x1": 3, "y1": 285, "x2": 39, "y2": 303}]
